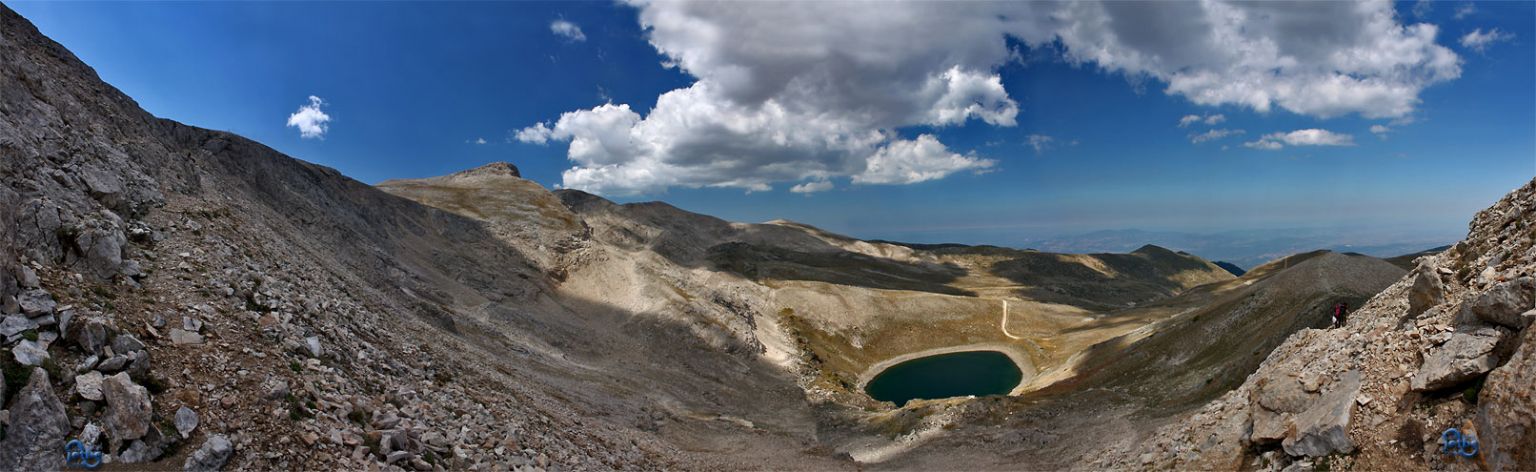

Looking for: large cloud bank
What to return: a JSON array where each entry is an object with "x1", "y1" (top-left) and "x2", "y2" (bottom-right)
[{"x1": 520, "y1": 0, "x2": 1460, "y2": 195}]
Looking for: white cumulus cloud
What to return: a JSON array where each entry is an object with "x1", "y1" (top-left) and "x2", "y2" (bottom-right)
[
  {"x1": 514, "y1": 122, "x2": 554, "y2": 145},
  {"x1": 1370, "y1": 124, "x2": 1392, "y2": 139},
  {"x1": 523, "y1": 1, "x2": 1461, "y2": 195},
  {"x1": 852, "y1": 135, "x2": 993, "y2": 185},
  {"x1": 550, "y1": 20, "x2": 586, "y2": 42},
  {"x1": 789, "y1": 180, "x2": 834, "y2": 194},
  {"x1": 1460, "y1": 28, "x2": 1512, "y2": 52},
  {"x1": 286, "y1": 96, "x2": 331, "y2": 139},
  {"x1": 1244, "y1": 129, "x2": 1355, "y2": 150}
]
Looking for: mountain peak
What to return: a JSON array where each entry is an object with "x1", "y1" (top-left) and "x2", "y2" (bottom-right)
[{"x1": 450, "y1": 161, "x2": 520, "y2": 178}]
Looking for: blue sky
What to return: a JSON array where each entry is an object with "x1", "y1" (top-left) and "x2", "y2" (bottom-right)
[{"x1": 10, "y1": 1, "x2": 1534, "y2": 251}]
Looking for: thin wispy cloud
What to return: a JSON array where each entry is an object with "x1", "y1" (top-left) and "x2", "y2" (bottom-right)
[
  {"x1": 1369, "y1": 125, "x2": 1391, "y2": 139},
  {"x1": 1413, "y1": 0, "x2": 1433, "y2": 19},
  {"x1": 1454, "y1": 3, "x2": 1476, "y2": 20},
  {"x1": 1026, "y1": 134, "x2": 1055, "y2": 154},
  {"x1": 1461, "y1": 28, "x2": 1513, "y2": 53},
  {"x1": 1178, "y1": 113, "x2": 1225, "y2": 128},
  {"x1": 286, "y1": 95, "x2": 330, "y2": 139},
  {"x1": 1190, "y1": 128, "x2": 1245, "y2": 144}
]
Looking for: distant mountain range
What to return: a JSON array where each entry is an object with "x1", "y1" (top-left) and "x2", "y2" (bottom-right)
[{"x1": 1014, "y1": 228, "x2": 1455, "y2": 269}]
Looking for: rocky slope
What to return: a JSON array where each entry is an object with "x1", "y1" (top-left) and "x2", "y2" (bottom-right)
[
  {"x1": 1090, "y1": 178, "x2": 1536, "y2": 471},
  {"x1": 0, "y1": 5, "x2": 824, "y2": 470}
]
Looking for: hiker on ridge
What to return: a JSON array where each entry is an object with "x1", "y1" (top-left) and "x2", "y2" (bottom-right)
[{"x1": 1332, "y1": 302, "x2": 1349, "y2": 328}]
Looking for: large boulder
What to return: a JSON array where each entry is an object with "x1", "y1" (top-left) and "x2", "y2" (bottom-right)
[
  {"x1": 1411, "y1": 327, "x2": 1505, "y2": 392},
  {"x1": 78, "y1": 166, "x2": 126, "y2": 212},
  {"x1": 1407, "y1": 267, "x2": 1445, "y2": 317},
  {"x1": 15, "y1": 289, "x2": 54, "y2": 316},
  {"x1": 1282, "y1": 370, "x2": 1361, "y2": 457},
  {"x1": 72, "y1": 226, "x2": 125, "y2": 281},
  {"x1": 1469, "y1": 277, "x2": 1535, "y2": 329},
  {"x1": 11, "y1": 340, "x2": 48, "y2": 366},
  {"x1": 0, "y1": 368, "x2": 70, "y2": 471},
  {"x1": 102, "y1": 372, "x2": 152, "y2": 443},
  {"x1": 1249, "y1": 376, "x2": 1316, "y2": 444}
]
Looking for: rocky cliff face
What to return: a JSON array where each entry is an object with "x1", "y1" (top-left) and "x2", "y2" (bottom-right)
[{"x1": 1090, "y1": 178, "x2": 1536, "y2": 470}]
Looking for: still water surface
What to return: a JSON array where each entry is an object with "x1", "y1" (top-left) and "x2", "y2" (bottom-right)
[{"x1": 864, "y1": 350, "x2": 1022, "y2": 406}]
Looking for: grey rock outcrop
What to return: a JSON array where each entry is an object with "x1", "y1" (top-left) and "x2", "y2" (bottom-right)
[
  {"x1": 11, "y1": 339, "x2": 48, "y2": 366},
  {"x1": 1406, "y1": 267, "x2": 1445, "y2": 317},
  {"x1": 18, "y1": 265, "x2": 39, "y2": 288},
  {"x1": 120, "y1": 419, "x2": 170, "y2": 463},
  {"x1": 1477, "y1": 323, "x2": 1536, "y2": 470},
  {"x1": 184, "y1": 434, "x2": 234, "y2": 471},
  {"x1": 0, "y1": 369, "x2": 69, "y2": 471},
  {"x1": 1249, "y1": 376, "x2": 1314, "y2": 444},
  {"x1": 72, "y1": 226, "x2": 125, "y2": 281},
  {"x1": 0, "y1": 314, "x2": 38, "y2": 338},
  {"x1": 68, "y1": 317, "x2": 113, "y2": 356},
  {"x1": 1469, "y1": 277, "x2": 1535, "y2": 329},
  {"x1": 125, "y1": 349, "x2": 151, "y2": 381},
  {"x1": 75, "y1": 370, "x2": 105, "y2": 401},
  {"x1": 102, "y1": 372, "x2": 152, "y2": 442},
  {"x1": 1411, "y1": 327, "x2": 1504, "y2": 391},
  {"x1": 15, "y1": 289, "x2": 54, "y2": 316},
  {"x1": 1281, "y1": 370, "x2": 1360, "y2": 457},
  {"x1": 111, "y1": 333, "x2": 145, "y2": 355}
]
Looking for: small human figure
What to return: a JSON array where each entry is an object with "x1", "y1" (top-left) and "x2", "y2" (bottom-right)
[{"x1": 1331, "y1": 302, "x2": 1349, "y2": 328}]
